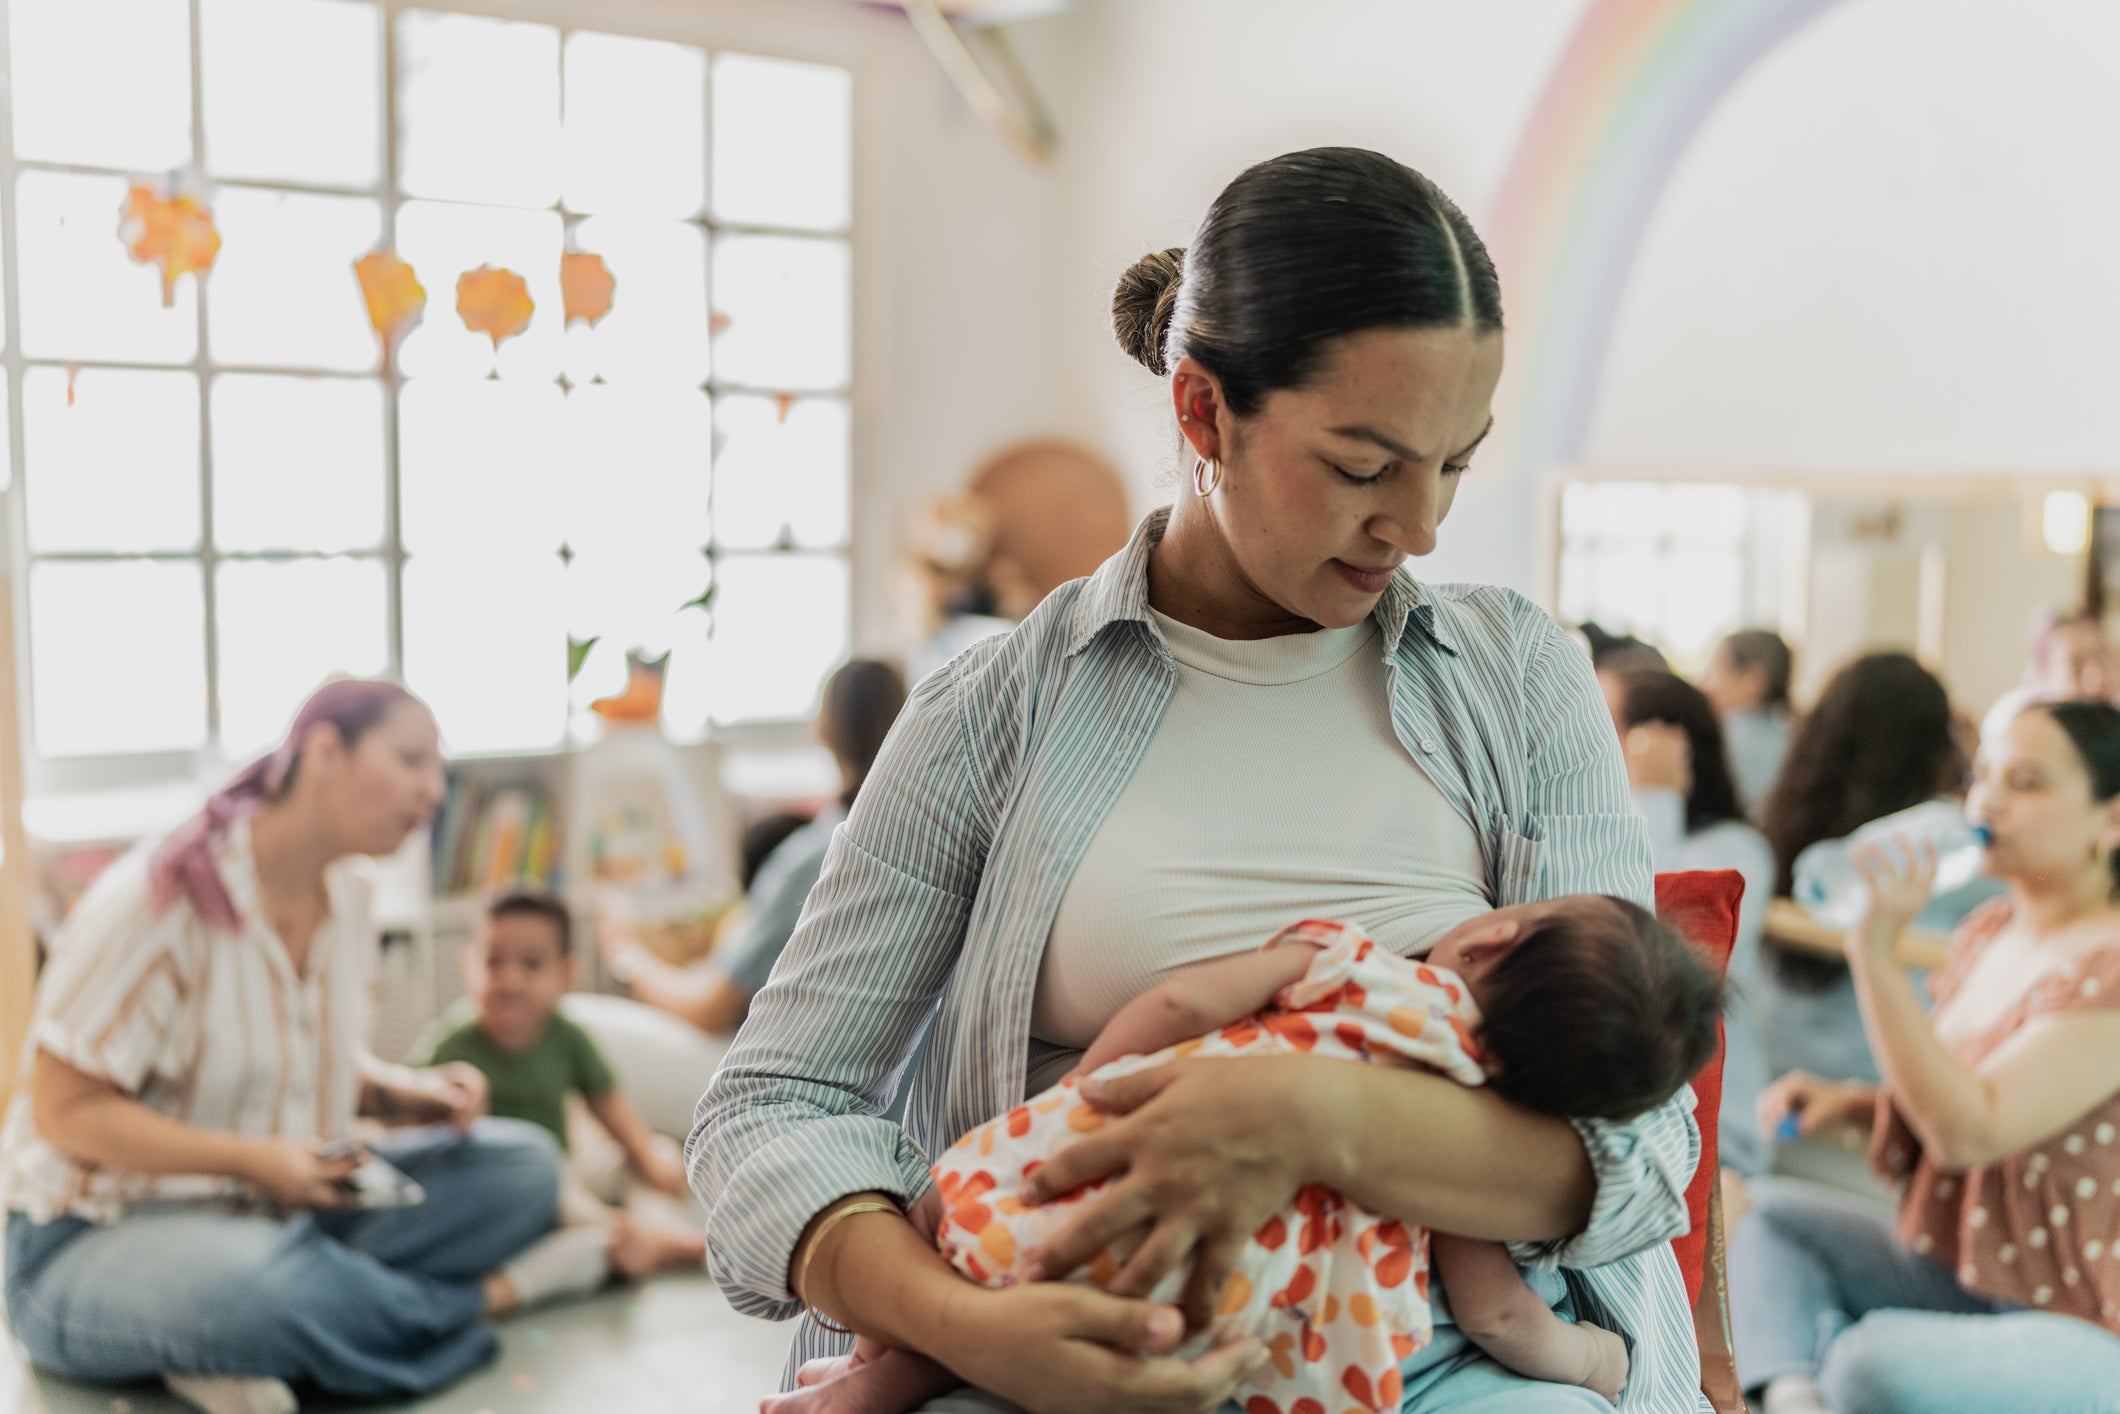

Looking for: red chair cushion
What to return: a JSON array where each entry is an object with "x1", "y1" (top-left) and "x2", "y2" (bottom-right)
[{"x1": 1654, "y1": 869, "x2": 1744, "y2": 1306}]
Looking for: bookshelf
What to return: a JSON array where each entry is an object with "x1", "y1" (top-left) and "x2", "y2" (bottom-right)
[{"x1": 371, "y1": 727, "x2": 765, "y2": 1062}]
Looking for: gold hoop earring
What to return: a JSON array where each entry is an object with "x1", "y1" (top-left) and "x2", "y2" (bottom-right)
[{"x1": 1193, "y1": 456, "x2": 1222, "y2": 497}]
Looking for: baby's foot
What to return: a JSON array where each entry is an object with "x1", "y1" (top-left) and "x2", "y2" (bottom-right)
[
  {"x1": 760, "y1": 1346, "x2": 958, "y2": 1414},
  {"x1": 1578, "y1": 1322, "x2": 1631, "y2": 1405}
]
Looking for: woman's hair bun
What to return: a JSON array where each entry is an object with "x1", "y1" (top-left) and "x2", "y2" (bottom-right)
[{"x1": 1111, "y1": 246, "x2": 1184, "y2": 376}]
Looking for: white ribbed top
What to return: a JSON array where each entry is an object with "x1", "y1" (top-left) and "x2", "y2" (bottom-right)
[{"x1": 1031, "y1": 607, "x2": 1490, "y2": 1048}]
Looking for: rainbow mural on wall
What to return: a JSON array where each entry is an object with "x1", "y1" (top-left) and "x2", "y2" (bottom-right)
[{"x1": 1488, "y1": 0, "x2": 1849, "y2": 478}]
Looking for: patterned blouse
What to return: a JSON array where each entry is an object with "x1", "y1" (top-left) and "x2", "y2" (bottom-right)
[
  {"x1": 691, "y1": 508, "x2": 1712, "y2": 1411},
  {"x1": 1876, "y1": 900, "x2": 2120, "y2": 1330},
  {"x1": 0, "y1": 817, "x2": 373, "y2": 1224}
]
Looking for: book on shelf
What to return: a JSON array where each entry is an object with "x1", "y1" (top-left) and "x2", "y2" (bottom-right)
[{"x1": 430, "y1": 774, "x2": 562, "y2": 897}]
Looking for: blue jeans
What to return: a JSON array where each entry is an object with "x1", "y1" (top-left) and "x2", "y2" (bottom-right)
[
  {"x1": 1729, "y1": 1176, "x2": 2120, "y2": 1412},
  {"x1": 5, "y1": 1119, "x2": 560, "y2": 1400}
]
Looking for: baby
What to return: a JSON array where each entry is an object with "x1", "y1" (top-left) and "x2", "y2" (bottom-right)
[{"x1": 772, "y1": 895, "x2": 1721, "y2": 1414}]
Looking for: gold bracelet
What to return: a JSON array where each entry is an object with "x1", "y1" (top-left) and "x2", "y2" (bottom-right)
[{"x1": 793, "y1": 1200, "x2": 901, "y2": 1330}]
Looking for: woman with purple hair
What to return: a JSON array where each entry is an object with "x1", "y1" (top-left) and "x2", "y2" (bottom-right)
[{"x1": 0, "y1": 681, "x2": 600, "y2": 1414}]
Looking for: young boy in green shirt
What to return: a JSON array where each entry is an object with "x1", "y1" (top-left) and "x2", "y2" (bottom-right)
[{"x1": 416, "y1": 891, "x2": 704, "y2": 1281}]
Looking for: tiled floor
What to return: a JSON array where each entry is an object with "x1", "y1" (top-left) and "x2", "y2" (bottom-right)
[{"x1": 1, "y1": 1273, "x2": 793, "y2": 1414}]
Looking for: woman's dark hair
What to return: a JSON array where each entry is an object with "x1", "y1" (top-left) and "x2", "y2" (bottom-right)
[
  {"x1": 818, "y1": 659, "x2": 908, "y2": 809},
  {"x1": 1613, "y1": 670, "x2": 1744, "y2": 834},
  {"x1": 2028, "y1": 700, "x2": 2120, "y2": 897},
  {"x1": 1757, "y1": 652, "x2": 1964, "y2": 990},
  {"x1": 739, "y1": 810, "x2": 813, "y2": 891},
  {"x1": 1476, "y1": 896, "x2": 1723, "y2": 1123},
  {"x1": 1582, "y1": 622, "x2": 1669, "y2": 674},
  {"x1": 1719, "y1": 629, "x2": 1793, "y2": 709},
  {"x1": 1111, "y1": 148, "x2": 1502, "y2": 414},
  {"x1": 1759, "y1": 652, "x2": 1964, "y2": 896}
]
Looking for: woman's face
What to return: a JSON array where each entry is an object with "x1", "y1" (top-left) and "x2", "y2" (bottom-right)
[
  {"x1": 314, "y1": 701, "x2": 448, "y2": 856},
  {"x1": 1967, "y1": 708, "x2": 2119, "y2": 888},
  {"x1": 2040, "y1": 621, "x2": 2117, "y2": 702},
  {"x1": 1699, "y1": 646, "x2": 1760, "y2": 717},
  {"x1": 1176, "y1": 325, "x2": 1503, "y2": 632}
]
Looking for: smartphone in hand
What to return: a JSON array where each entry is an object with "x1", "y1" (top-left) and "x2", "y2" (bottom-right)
[{"x1": 323, "y1": 1143, "x2": 427, "y2": 1209}]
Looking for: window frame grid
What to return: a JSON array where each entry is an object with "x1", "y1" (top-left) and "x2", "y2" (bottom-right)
[{"x1": 0, "y1": 0, "x2": 856, "y2": 793}]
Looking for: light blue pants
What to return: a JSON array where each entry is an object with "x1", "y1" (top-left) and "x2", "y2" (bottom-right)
[
  {"x1": 1728, "y1": 1176, "x2": 2120, "y2": 1412},
  {"x1": 916, "y1": 1268, "x2": 1609, "y2": 1412},
  {"x1": 4, "y1": 1119, "x2": 561, "y2": 1400}
]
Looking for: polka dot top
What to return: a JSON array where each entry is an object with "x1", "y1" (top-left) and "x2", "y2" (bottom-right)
[{"x1": 1873, "y1": 900, "x2": 2120, "y2": 1331}]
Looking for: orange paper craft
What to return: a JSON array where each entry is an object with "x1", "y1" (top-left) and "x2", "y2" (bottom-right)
[
  {"x1": 561, "y1": 252, "x2": 616, "y2": 326},
  {"x1": 354, "y1": 250, "x2": 426, "y2": 368},
  {"x1": 457, "y1": 265, "x2": 534, "y2": 348},
  {"x1": 118, "y1": 184, "x2": 221, "y2": 306},
  {"x1": 590, "y1": 650, "x2": 668, "y2": 723}
]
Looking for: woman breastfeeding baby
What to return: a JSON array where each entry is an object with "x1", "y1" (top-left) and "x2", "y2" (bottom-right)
[
  {"x1": 776, "y1": 897, "x2": 1721, "y2": 1414},
  {"x1": 696, "y1": 148, "x2": 1713, "y2": 1414}
]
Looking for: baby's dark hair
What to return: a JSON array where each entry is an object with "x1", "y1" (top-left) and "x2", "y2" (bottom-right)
[
  {"x1": 486, "y1": 889, "x2": 573, "y2": 957},
  {"x1": 1474, "y1": 896, "x2": 1722, "y2": 1122}
]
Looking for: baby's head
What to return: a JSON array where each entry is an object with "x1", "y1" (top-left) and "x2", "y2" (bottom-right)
[
  {"x1": 463, "y1": 891, "x2": 576, "y2": 1035},
  {"x1": 1426, "y1": 896, "x2": 1722, "y2": 1122}
]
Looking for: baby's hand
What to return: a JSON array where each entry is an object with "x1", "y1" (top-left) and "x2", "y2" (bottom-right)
[{"x1": 1578, "y1": 1323, "x2": 1630, "y2": 1405}]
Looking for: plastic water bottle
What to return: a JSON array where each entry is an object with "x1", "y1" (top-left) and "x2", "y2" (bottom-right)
[{"x1": 1791, "y1": 800, "x2": 1992, "y2": 929}]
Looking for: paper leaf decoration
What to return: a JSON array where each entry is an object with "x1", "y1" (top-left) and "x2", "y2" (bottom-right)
[
  {"x1": 457, "y1": 265, "x2": 534, "y2": 348},
  {"x1": 591, "y1": 649, "x2": 669, "y2": 723},
  {"x1": 567, "y1": 634, "x2": 601, "y2": 684},
  {"x1": 118, "y1": 184, "x2": 221, "y2": 307},
  {"x1": 561, "y1": 252, "x2": 616, "y2": 327},
  {"x1": 678, "y1": 583, "x2": 715, "y2": 616},
  {"x1": 354, "y1": 250, "x2": 426, "y2": 369}
]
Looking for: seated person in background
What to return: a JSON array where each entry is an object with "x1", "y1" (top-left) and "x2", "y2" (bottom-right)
[
  {"x1": 1700, "y1": 629, "x2": 1796, "y2": 819},
  {"x1": 1605, "y1": 669, "x2": 1776, "y2": 1183},
  {"x1": 417, "y1": 892, "x2": 704, "y2": 1281},
  {"x1": 603, "y1": 659, "x2": 908, "y2": 1036},
  {"x1": 1755, "y1": 652, "x2": 2002, "y2": 1089},
  {"x1": 1980, "y1": 605, "x2": 2120, "y2": 749},
  {"x1": 1579, "y1": 621, "x2": 1669, "y2": 676},
  {"x1": 774, "y1": 898, "x2": 1722, "y2": 1414},
  {"x1": 1729, "y1": 701, "x2": 2120, "y2": 1414},
  {"x1": 740, "y1": 810, "x2": 814, "y2": 892}
]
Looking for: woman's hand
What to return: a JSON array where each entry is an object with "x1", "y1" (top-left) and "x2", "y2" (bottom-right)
[
  {"x1": 934, "y1": 1280, "x2": 1263, "y2": 1414},
  {"x1": 1623, "y1": 721, "x2": 1692, "y2": 797},
  {"x1": 1851, "y1": 839, "x2": 1936, "y2": 961},
  {"x1": 1017, "y1": 1057, "x2": 1310, "y2": 1332},
  {"x1": 239, "y1": 1137, "x2": 362, "y2": 1209},
  {"x1": 1758, "y1": 1070, "x2": 1877, "y2": 1142},
  {"x1": 369, "y1": 1061, "x2": 488, "y2": 1130}
]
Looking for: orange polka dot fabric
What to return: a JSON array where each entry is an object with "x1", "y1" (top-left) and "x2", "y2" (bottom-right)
[
  {"x1": 930, "y1": 920, "x2": 1490, "y2": 1414},
  {"x1": 1874, "y1": 901, "x2": 2120, "y2": 1333}
]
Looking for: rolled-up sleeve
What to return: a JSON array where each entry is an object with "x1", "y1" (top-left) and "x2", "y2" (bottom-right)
[
  {"x1": 689, "y1": 664, "x2": 986, "y2": 1320},
  {"x1": 1506, "y1": 610, "x2": 1698, "y2": 1269}
]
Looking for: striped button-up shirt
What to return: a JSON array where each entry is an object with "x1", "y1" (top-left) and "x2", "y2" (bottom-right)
[
  {"x1": 0, "y1": 817, "x2": 373, "y2": 1224},
  {"x1": 694, "y1": 508, "x2": 1709, "y2": 1412}
]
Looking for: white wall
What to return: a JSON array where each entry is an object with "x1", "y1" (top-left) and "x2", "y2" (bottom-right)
[{"x1": 1584, "y1": 0, "x2": 2120, "y2": 475}]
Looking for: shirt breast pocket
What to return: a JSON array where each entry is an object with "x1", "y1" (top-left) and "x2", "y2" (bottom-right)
[{"x1": 1489, "y1": 814, "x2": 1542, "y2": 906}]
